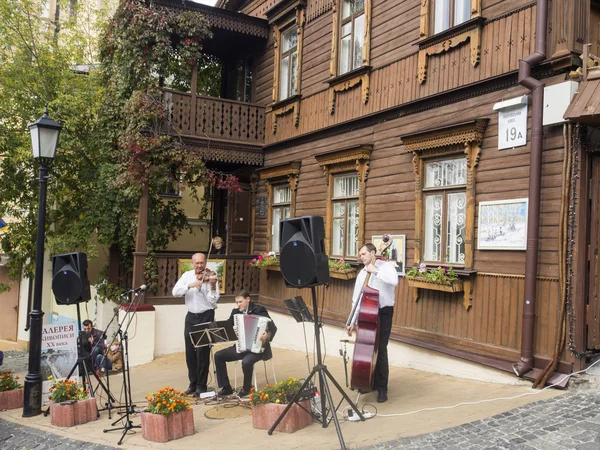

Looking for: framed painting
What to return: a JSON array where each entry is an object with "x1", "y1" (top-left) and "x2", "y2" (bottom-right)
[
  {"x1": 372, "y1": 234, "x2": 406, "y2": 276},
  {"x1": 177, "y1": 258, "x2": 226, "y2": 294},
  {"x1": 477, "y1": 198, "x2": 528, "y2": 250}
]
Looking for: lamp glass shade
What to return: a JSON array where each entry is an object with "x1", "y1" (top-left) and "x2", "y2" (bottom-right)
[{"x1": 29, "y1": 112, "x2": 61, "y2": 160}]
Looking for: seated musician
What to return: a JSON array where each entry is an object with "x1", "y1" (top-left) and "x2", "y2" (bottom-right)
[
  {"x1": 214, "y1": 289, "x2": 277, "y2": 397},
  {"x1": 79, "y1": 319, "x2": 106, "y2": 370}
]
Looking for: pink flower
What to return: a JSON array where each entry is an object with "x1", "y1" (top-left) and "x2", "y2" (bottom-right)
[
  {"x1": 258, "y1": 255, "x2": 263, "y2": 261},
  {"x1": 339, "y1": 259, "x2": 345, "y2": 263}
]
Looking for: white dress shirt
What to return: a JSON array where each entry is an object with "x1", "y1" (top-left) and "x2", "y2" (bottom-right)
[
  {"x1": 172, "y1": 270, "x2": 220, "y2": 314},
  {"x1": 349, "y1": 259, "x2": 398, "y2": 325}
]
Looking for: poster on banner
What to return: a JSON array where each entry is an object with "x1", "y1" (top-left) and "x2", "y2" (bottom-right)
[{"x1": 41, "y1": 322, "x2": 79, "y2": 406}]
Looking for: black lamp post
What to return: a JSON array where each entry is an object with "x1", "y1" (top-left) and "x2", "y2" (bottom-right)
[{"x1": 22, "y1": 109, "x2": 61, "y2": 417}]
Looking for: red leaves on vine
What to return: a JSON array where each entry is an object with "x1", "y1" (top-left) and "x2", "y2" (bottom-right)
[{"x1": 206, "y1": 171, "x2": 242, "y2": 193}]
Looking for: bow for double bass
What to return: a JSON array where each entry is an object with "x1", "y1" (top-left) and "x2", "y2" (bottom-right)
[{"x1": 344, "y1": 235, "x2": 393, "y2": 392}]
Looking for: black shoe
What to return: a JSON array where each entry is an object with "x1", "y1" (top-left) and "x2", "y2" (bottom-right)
[
  {"x1": 237, "y1": 388, "x2": 251, "y2": 397},
  {"x1": 185, "y1": 387, "x2": 196, "y2": 395},
  {"x1": 219, "y1": 386, "x2": 234, "y2": 396},
  {"x1": 377, "y1": 390, "x2": 388, "y2": 403}
]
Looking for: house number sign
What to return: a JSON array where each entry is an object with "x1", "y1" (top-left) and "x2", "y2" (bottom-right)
[{"x1": 493, "y1": 96, "x2": 528, "y2": 150}]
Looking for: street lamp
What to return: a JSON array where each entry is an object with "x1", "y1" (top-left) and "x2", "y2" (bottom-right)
[{"x1": 23, "y1": 108, "x2": 61, "y2": 417}]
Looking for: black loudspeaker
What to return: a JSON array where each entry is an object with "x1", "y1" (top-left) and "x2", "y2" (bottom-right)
[
  {"x1": 52, "y1": 252, "x2": 91, "y2": 305},
  {"x1": 279, "y1": 216, "x2": 330, "y2": 288}
]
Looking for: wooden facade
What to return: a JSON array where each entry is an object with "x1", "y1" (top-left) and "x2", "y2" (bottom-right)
[{"x1": 150, "y1": 0, "x2": 600, "y2": 379}]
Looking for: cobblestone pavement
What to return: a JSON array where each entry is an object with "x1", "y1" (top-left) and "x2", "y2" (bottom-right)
[
  {"x1": 0, "y1": 418, "x2": 119, "y2": 450},
  {"x1": 360, "y1": 388, "x2": 600, "y2": 450}
]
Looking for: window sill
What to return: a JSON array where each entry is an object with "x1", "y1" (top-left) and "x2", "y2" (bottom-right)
[
  {"x1": 327, "y1": 66, "x2": 371, "y2": 87},
  {"x1": 268, "y1": 94, "x2": 302, "y2": 112},
  {"x1": 416, "y1": 17, "x2": 485, "y2": 49}
]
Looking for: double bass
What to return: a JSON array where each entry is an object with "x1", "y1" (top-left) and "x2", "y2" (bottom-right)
[{"x1": 345, "y1": 235, "x2": 393, "y2": 392}]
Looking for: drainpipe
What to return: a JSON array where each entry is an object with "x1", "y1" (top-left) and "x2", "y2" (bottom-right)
[{"x1": 512, "y1": 0, "x2": 548, "y2": 377}]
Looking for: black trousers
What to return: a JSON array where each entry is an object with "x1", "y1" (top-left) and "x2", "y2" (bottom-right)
[
  {"x1": 214, "y1": 344, "x2": 262, "y2": 391},
  {"x1": 184, "y1": 310, "x2": 215, "y2": 391},
  {"x1": 374, "y1": 306, "x2": 394, "y2": 393}
]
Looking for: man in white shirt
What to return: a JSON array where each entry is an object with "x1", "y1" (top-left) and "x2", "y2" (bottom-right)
[
  {"x1": 172, "y1": 252, "x2": 219, "y2": 396},
  {"x1": 346, "y1": 243, "x2": 398, "y2": 403}
]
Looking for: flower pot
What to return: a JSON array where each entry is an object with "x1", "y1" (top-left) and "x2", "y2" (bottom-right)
[
  {"x1": 406, "y1": 277, "x2": 464, "y2": 293},
  {"x1": 50, "y1": 398, "x2": 97, "y2": 427},
  {"x1": 252, "y1": 400, "x2": 312, "y2": 433},
  {"x1": 0, "y1": 389, "x2": 24, "y2": 411},
  {"x1": 329, "y1": 269, "x2": 357, "y2": 280},
  {"x1": 140, "y1": 410, "x2": 195, "y2": 443}
]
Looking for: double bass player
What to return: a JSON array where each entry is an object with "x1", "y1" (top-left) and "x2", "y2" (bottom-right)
[{"x1": 346, "y1": 243, "x2": 398, "y2": 403}]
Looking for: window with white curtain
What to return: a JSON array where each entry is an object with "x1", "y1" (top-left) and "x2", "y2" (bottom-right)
[
  {"x1": 339, "y1": 0, "x2": 365, "y2": 75},
  {"x1": 423, "y1": 158, "x2": 466, "y2": 264},
  {"x1": 271, "y1": 184, "x2": 291, "y2": 252},
  {"x1": 279, "y1": 26, "x2": 298, "y2": 101},
  {"x1": 331, "y1": 173, "x2": 360, "y2": 258},
  {"x1": 433, "y1": 0, "x2": 470, "y2": 34}
]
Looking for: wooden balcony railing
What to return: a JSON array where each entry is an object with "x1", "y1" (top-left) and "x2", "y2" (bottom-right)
[
  {"x1": 145, "y1": 253, "x2": 260, "y2": 304},
  {"x1": 163, "y1": 89, "x2": 265, "y2": 144}
]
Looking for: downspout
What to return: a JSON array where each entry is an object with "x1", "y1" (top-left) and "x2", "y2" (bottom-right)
[{"x1": 512, "y1": 0, "x2": 548, "y2": 377}]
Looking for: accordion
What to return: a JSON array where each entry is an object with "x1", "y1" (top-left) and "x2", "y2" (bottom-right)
[{"x1": 234, "y1": 314, "x2": 271, "y2": 354}]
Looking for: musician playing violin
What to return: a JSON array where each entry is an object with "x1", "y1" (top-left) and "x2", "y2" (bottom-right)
[
  {"x1": 346, "y1": 243, "x2": 398, "y2": 403},
  {"x1": 214, "y1": 289, "x2": 277, "y2": 398},
  {"x1": 172, "y1": 252, "x2": 220, "y2": 397}
]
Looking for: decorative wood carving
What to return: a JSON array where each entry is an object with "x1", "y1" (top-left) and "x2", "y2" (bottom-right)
[
  {"x1": 258, "y1": 161, "x2": 301, "y2": 251},
  {"x1": 328, "y1": 71, "x2": 370, "y2": 115},
  {"x1": 418, "y1": 26, "x2": 481, "y2": 84},
  {"x1": 402, "y1": 120, "x2": 488, "y2": 311},
  {"x1": 315, "y1": 145, "x2": 372, "y2": 254},
  {"x1": 272, "y1": 98, "x2": 301, "y2": 133}
]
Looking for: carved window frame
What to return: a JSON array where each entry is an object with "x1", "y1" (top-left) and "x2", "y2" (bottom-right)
[
  {"x1": 417, "y1": 0, "x2": 483, "y2": 84},
  {"x1": 315, "y1": 145, "x2": 372, "y2": 258},
  {"x1": 327, "y1": 0, "x2": 372, "y2": 115},
  {"x1": 268, "y1": 0, "x2": 306, "y2": 134},
  {"x1": 402, "y1": 119, "x2": 488, "y2": 310},
  {"x1": 258, "y1": 161, "x2": 301, "y2": 252}
]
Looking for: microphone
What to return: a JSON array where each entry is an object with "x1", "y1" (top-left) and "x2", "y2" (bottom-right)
[{"x1": 121, "y1": 284, "x2": 147, "y2": 295}]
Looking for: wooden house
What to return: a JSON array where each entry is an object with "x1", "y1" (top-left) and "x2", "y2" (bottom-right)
[{"x1": 143, "y1": 0, "x2": 600, "y2": 383}]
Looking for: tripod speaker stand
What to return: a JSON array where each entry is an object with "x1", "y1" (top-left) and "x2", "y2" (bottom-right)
[{"x1": 268, "y1": 287, "x2": 365, "y2": 449}]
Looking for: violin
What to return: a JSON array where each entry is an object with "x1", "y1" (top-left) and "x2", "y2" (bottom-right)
[{"x1": 197, "y1": 268, "x2": 221, "y2": 283}]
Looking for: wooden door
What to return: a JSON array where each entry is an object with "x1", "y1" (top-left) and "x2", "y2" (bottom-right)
[
  {"x1": 588, "y1": 155, "x2": 600, "y2": 349},
  {"x1": 0, "y1": 267, "x2": 19, "y2": 341},
  {"x1": 227, "y1": 184, "x2": 252, "y2": 254}
]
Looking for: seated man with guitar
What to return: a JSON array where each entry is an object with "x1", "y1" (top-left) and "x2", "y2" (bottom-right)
[
  {"x1": 346, "y1": 242, "x2": 398, "y2": 403},
  {"x1": 214, "y1": 289, "x2": 277, "y2": 397}
]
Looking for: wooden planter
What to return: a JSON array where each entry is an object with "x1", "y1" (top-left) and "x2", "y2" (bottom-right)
[
  {"x1": 0, "y1": 389, "x2": 24, "y2": 411},
  {"x1": 140, "y1": 410, "x2": 195, "y2": 443},
  {"x1": 329, "y1": 269, "x2": 357, "y2": 280},
  {"x1": 50, "y1": 398, "x2": 98, "y2": 427},
  {"x1": 407, "y1": 277, "x2": 464, "y2": 293},
  {"x1": 252, "y1": 400, "x2": 312, "y2": 433}
]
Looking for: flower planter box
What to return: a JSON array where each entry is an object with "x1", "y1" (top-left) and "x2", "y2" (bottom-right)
[
  {"x1": 407, "y1": 277, "x2": 464, "y2": 293},
  {"x1": 50, "y1": 398, "x2": 97, "y2": 427},
  {"x1": 0, "y1": 389, "x2": 24, "y2": 411},
  {"x1": 263, "y1": 265, "x2": 281, "y2": 271},
  {"x1": 329, "y1": 269, "x2": 357, "y2": 280},
  {"x1": 252, "y1": 400, "x2": 312, "y2": 433},
  {"x1": 140, "y1": 410, "x2": 195, "y2": 443}
]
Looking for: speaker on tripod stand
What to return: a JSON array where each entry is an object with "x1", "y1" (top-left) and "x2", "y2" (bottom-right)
[
  {"x1": 52, "y1": 252, "x2": 91, "y2": 305},
  {"x1": 271, "y1": 216, "x2": 363, "y2": 449}
]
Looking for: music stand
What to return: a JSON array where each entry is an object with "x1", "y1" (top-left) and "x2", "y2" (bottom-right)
[
  {"x1": 189, "y1": 321, "x2": 236, "y2": 400},
  {"x1": 284, "y1": 296, "x2": 313, "y2": 323}
]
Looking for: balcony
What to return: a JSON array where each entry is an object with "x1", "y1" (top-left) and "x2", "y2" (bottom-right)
[{"x1": 163, "y1": 89, "x2": 265, "y2": 146}]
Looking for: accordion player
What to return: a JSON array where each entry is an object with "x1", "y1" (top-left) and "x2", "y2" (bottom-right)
[{"x1": 234, "y1": 314, "x2": 272, "y2": 354}]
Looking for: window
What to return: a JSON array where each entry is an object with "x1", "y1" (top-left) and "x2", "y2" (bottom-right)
[
  {"x1": 315, "y1": 145, "x2": 372, "y2": 258},
  {"x1": 279, "y1": 26, "x2": 298, "y2": 101},
  {"x1": 339, "y1": 0, "x2": 365, "y2": 75},
  {"x1": 258, "y1": 161, "x2": 301, "y2": 252},
  {"x1": 423, "y1": 158, "x2": 466, "y2": 264},
  {"x1": 331, "y1": 174, "x2": 360, "y2": 257},
  {"x1": 432, "y1": 0, "x2": 470, "y2": 34},
  {"x1": 271, "y1": 184, "x2": 291, "y2": 251}
]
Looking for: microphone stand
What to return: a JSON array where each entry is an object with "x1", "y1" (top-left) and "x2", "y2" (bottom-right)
[{"x1": 103, "y1": 289, "x2": 144, "y2": 445}]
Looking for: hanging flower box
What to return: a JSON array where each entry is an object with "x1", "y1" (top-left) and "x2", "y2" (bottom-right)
[
  {"x1": 329, "y1": 268, "x2": 357, "y2": 280},
  {"x1": 50, "y1": 398, "x2": 98, "y2": 427},
  {"x1": 140, "y1": 410, "x2": 195, "y2": 443},
  {"x1": 252, "y1": 400, "x2": 312, "y2": 434},
  {"x1": 406, "y1": 277, "x2": 464, "y2": 293}
]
